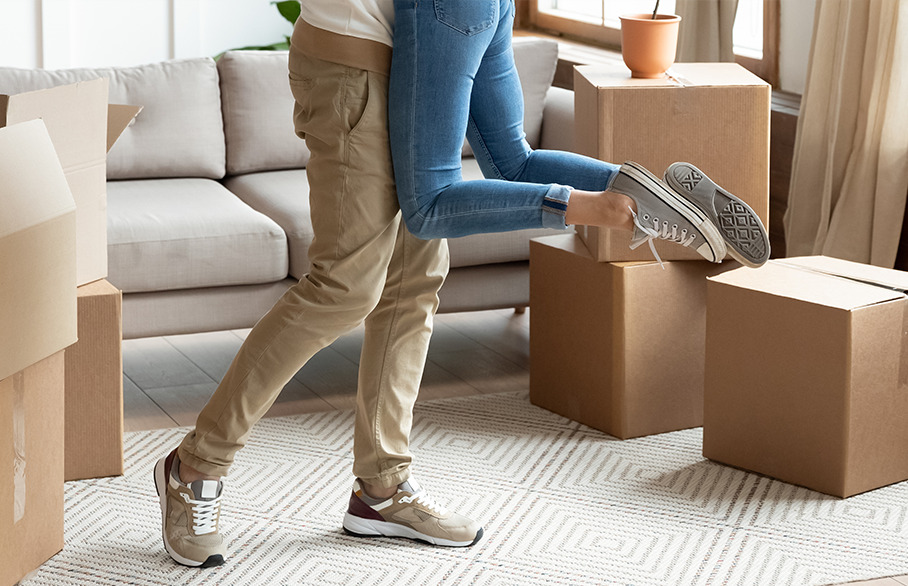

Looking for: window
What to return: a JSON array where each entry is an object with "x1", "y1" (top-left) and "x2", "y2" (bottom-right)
[{"x1": 527, "y1": 0, "x2": 779, "y2": 85}]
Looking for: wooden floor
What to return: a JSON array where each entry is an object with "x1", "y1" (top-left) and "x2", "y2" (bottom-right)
[
  {"x1": 121, "y1": 307, "x2": 907, "y2": 586},
  {"x1": 123, "y1": 308, "x2": 531, "y2": 432}
]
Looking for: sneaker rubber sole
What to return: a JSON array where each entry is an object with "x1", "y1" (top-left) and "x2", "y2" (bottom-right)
[
  {"x1": 664, "y1": 162, "x2": 770, "y2": 267},
  {"x1": 154, "y1": 455, "x2": 225, "y2": 568},
  {"x1": 342, "y1": 512, "x2": 483, "y2": 547}
]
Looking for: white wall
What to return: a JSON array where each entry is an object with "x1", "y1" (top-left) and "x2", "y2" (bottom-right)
[
  {"x1": 778, "y1": 0, "x2": 817, "y2": 94},
  {"x1": 2, "y1": 0, "x2": 817, "y2": 95},
  {"x1": 0, "y1": 0, "x2": 293, "y2": 69}
]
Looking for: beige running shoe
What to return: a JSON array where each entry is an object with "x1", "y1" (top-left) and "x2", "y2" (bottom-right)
[
  {"x1": 342, "y1": 478, "x2": 483, "y2": 547},
  {"x1": 153, "y1": 449, "x2": 226, "y2": 567}
]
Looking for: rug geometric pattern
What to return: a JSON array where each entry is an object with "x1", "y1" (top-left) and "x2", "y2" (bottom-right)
[{"x1": 21, "y1": 392, "x2": 908, "y2": 585}]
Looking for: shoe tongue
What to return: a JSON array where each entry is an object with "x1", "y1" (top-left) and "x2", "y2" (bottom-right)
[
  {"x1": 189, "y1": 479, "x2": 221, "y2": 501},
  {"x1": 398, "y1": 478, "x2": 421, "y2": 494}
]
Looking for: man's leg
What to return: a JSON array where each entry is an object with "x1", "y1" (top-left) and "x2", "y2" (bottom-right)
[{"x1": 155, "y1": 50, "x2": 411, "y2": 568}]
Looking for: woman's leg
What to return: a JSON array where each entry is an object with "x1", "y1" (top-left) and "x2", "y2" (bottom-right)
[{"x1": 390, "y1": 0, "x2": 574, "y2": 238}]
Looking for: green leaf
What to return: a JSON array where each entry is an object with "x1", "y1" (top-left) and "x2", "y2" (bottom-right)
[{"x1": 272, "y1": 1, "x2": 301, "y2": 26}]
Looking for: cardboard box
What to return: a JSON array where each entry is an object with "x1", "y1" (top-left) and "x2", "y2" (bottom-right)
[
  {"x1": 1, "y1": 79, "x2": 140, "y2": 286},
  {"x1": 704, "y1": 257, "x2": 908, "y2": 497},
  {"x1": 0, "y1": 351, "x2": 66, "y2": 586},
  {"x1": 529, "y1": 233, "x2": 736, "y2": 439},
  {"x1": 65, "y1": 279, "x2": 124, "y2": 482},
  {"x1": 573, "y1": 63, "x2": 770, "y2": 262},
  {"x1": 0, "y1": 119, "x2": 78, "y2": 382}
]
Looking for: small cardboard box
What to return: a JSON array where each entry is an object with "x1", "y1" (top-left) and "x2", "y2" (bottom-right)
[
  {"x1": 573, "y1": 63, "x2": 770, "y2": 262},
  {"x1": 529, "y1": 233, "x2": 736, "y2": 439},
  {"x1": 704, "y1": 256, "x2": 908, "y2": 497},
  {"x1": 0, "y1": 351, "x2": 66, "y2": 586},
  {"x1": 0, "y1": 119, "x2": 78, "y2": 382},
  {"x1": 0, "y1": 78, "x2": 140, "y2": 286},
  {"x1": 65, "y1": 279, "x2": 124, "y2": 482}
]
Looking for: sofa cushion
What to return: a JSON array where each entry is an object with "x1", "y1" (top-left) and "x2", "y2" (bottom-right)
[
  {"x1": 107, "y1": 178, "x2": 288, "y2": 293},
  {"x1": 462, "y1": 36, "x2": 559, "y2": 157},
  {"x1": 224, "y1": 170, "x2": 313, "y2": 280},
  {"x1": 218, "y1": 51, "x2": 311, "y2": 176},
  {"x1": 0, "y1": 58, "x2": 226, "y2": 180},
  {"x1": 448, "y1": 157, "x2": 561, "y2": 268}
]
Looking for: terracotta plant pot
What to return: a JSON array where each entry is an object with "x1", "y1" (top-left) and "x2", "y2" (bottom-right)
[{"x1": 619, "y1": 13, "x2": 682, "y2": 79}]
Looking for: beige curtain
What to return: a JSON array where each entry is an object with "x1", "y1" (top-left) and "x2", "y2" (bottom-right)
[
  {"x1": 784, "y1": 0, "x2": 908, "y2": 267},
  {"x1": 675, "y1": 0, "x2": 739, "y2": 62}
]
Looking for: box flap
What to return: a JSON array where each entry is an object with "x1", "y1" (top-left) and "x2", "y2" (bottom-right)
[
  {"x1": 780, "y1": 255, "x2": 908, "y2": 294},
  {"x1": 107, "y1": 104, "x2": 142, "y2": 152},
  {"x1": 708, "y1": 261, "x2": 905, "y2": 310},
  {"x1": 0, "y1": 120, "x2": 75, "y2": 238}
]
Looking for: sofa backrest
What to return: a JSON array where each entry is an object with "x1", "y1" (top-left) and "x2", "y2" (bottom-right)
[
  {"x1": 217, "y1": 51, "x2": 310, "y2": 176},
  {"x1": 0, "y1": 58, "x2": 226, "y2": 180},
  {"x1": 218, "y1": 37, "x2": 559, "y2": 174}
]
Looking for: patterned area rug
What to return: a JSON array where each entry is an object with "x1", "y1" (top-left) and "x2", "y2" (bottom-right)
[{"x1": 21, "y1": 392, "x2": 908, "y2": 586}]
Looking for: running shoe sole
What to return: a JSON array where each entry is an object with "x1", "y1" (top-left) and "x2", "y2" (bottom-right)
[
  {"x1": 343, "y1": 512, "x2": 483, "y2": 547},
  {"x1": 664, "y1": 162, "x2": 770, "y2": 267}
]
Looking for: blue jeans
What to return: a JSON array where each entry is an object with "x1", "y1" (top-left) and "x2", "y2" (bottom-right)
[{"x1": 389, "y1": 0, "x2": 621, "y2": 239}]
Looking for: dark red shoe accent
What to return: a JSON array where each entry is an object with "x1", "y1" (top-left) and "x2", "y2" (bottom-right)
[
  {"x1": 347, "y1": 491, "x2": 386, "y2": 522},
  {"x1": 164, "y1": 449, "x2": 178, "y2": 479}
]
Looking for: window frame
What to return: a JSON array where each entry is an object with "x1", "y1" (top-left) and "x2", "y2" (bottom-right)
[{"x1": 525, "y1": 0, "x2": 780, "y2": 86}]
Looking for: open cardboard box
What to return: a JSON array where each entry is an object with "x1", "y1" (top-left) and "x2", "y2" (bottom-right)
[
  {"x1": 0, "y1": 119, "x2": 77, "y2": 585},
  {"x1": 529, "y1": 233, "x2": 736, "y2": 439},
  {"x1": 1, "y1": 78, "x2": 141, "y2": 286},
  {"x1": 704, "y1": 256, "x2": 908, "y2": 497},
  {"x1": 573, "y1": 63, "x2": 770, "y2": 263}
]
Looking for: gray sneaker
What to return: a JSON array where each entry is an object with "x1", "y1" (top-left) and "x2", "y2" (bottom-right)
[
  {"x1": 153, "y1": 449, "x2": 226, "y2": 567},
  {"x1": 342, "y1": 478, "x2": 483, "y2": 547},
  {"x1": 664, "y1": 162, "x2": 770, "y2": 267},
  {"x1": 609, "y1": 161, "x2": 727, "y2": 263}
]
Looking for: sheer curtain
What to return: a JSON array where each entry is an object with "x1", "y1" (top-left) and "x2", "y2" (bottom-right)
[
  {"x1": 784, "y1": 0, "x2": 908, "y2": 266},
  {"x1": 675, "y1": 0, "x2": 739, "y2": 62}
]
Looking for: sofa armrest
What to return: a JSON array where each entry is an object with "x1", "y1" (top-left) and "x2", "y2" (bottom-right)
[{"x1": 539, "y1": 86, "x2": 575, "y2": 153}]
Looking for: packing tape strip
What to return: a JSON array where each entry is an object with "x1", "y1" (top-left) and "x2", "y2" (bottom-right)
[{"x1": 13, "y1": 370, "x2": 26, "y2": 523}]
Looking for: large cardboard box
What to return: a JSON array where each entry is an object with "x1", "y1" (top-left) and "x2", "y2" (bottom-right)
[
  {"x1": 1, "y1": 79, "x2": 140, "y2": 286},
  {"x1": 573, "y1": 63, "x2": 770, "y2": 262},
  {"x1": 0, "y1": 351, "x2": 66, "y2": 586},
  {"x1": 704, "y1": 257, "x2": 908, "y2": 497},
  {"x1": 65, "y1": 279, "x2": 124, "y2": 482},
  {"x1": 0, "y1": 119, "x2": 78, "y2": 382},
  {"x1": 529, "y1": 233, "x2": 735, "y2": 439}
]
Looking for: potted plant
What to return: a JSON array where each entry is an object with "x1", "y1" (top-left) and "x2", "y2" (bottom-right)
[{"x1": 618, "y1": 0, "x2": 681, "y2": 78}]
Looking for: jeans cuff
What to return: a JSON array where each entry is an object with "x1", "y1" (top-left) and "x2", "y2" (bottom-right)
[{"x1": 541, "y1": 184, "x2": 571, "y2": 230}]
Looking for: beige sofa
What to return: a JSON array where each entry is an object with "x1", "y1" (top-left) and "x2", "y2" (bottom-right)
[{"x1": 0, "y1": 38, "x2": 575, "y2": 339}]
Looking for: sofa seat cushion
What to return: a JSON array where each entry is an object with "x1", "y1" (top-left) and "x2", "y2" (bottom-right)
[
  {"x1": 107, "y1": 178, "x2": 288, "y2": 293},
  {"x1": 0, "y1": 58, "x2": 226, "y2": 180},
  {"x1": 224, "y1": 170, "x2": 313, "y2": 280},
  {"x1": 448, "y1": 158, "x2": 561, "y2": 268}
]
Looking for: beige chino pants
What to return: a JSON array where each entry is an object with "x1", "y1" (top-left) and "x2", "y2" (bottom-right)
[{"x1": 178, "y1": 49, "x2": 449, "y2": 488}]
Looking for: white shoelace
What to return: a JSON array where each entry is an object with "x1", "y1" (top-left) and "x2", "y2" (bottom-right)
[
  {"x1": 628, "y1": 205, "x2": 698, "y2": 268},
  {"x1": 181, "y1": 493, "x2": 221, "y2": 535},
  {"x1": 399, "y1": 490, "x2": 448, "y2": 516}
]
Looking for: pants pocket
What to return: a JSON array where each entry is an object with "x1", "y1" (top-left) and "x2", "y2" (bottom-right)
[{"x1": 434, "y1": 0, "x2": 495, "y2": 35}]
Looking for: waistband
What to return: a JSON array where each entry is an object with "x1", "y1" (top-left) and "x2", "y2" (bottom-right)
[{"x1": 292, "y1": 19, "x2": 392, "y2": 76}]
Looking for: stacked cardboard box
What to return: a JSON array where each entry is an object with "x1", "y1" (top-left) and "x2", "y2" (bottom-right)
[
  {"x1": 529, "y1": 234, "x2": 736, "y2": 439},
  {"x1": 0, "y1": 120, "x2": 76, "y2": 586},
  {"x1": 572, "y1": 63, "x2": 770, "y2": 263},
  {"x1": 704, "y1": 256, "x2": 908, "y2": 497},
  {"x1": 1, "y1": 82, "x2": 137, "y2": 582}
]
